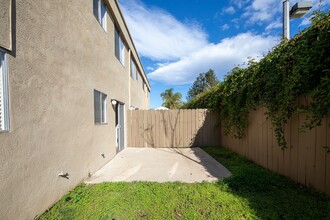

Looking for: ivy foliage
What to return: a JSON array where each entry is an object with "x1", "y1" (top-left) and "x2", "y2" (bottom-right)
[{"x1": 182, "y1": 11, "x2": 330, "y2": 149}]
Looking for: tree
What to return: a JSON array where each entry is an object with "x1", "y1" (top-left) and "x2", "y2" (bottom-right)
[
  {"x1": 160, "y1": 88, "x2": 182, "y2": 109},
  {"x1": 187, "y1": 69, "x2": 219, "y2": 101}
]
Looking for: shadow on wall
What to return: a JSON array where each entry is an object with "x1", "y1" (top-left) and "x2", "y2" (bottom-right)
[
  {"x1": 11, "y1": 0, "x2": 16, "y2": 57},
  {"x1": 128, "y1": 109, "x2": 221, "y2": 148}
]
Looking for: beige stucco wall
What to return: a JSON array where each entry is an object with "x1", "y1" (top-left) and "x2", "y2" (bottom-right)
[{"x1": 0, "y1": 0, "x2": 149, "y2": 219}]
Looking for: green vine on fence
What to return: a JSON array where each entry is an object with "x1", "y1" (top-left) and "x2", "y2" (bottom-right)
[{"x1": 183, "y1": 11, "x2": 330, "y2": 149}]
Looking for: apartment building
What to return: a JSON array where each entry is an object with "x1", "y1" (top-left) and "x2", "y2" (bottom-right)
[{"x1": 0, "y1": 0, "x2": 150, "y2": 219}]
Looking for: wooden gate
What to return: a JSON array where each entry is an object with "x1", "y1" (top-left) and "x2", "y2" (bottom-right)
[{"x1": 127, "y1": 109, "x2": 220, "y2": 148}]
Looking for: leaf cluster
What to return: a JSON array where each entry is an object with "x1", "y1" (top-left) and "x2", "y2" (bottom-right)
[{"x1": 183, "y1": 11, "x2": 330, "y2": 148}]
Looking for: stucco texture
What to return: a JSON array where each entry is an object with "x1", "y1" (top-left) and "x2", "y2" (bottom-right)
[{"x1": 0, "y1": 0, "x2": 149, "y2": 219}]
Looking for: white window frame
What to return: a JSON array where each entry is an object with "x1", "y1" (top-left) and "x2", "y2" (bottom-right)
[
  {"x1": 94, "y1": 0, "x2": 107, "y2": 32},
  {"x1": 0, "y1": 49, "x2": 10, "y2": 132},
  {"x1": 115, "y1": 26, "x2": 125, "y2": 66},
  {"x1": 94, "y1": 90, "x2": 108, "y2": 125}
]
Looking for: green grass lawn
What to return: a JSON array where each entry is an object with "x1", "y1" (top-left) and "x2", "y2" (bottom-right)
[{"x1": 39, "y1": 147, "x2": 330, "y2": 220}]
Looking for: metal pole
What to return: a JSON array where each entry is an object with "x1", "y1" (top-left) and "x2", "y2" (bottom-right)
[{"x1": 283, "y1": 0, "x2": 290, "y2": 39}]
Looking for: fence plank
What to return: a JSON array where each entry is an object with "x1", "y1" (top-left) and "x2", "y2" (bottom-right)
[
  {"x1": 267, "y1": 118, "x2": 273, "y2": 171},
  {"x1": 305, "y1": 126, "x2": 316, "y2": 187},
  {"x1": 297, "y1": 113, "x2": 307, "y2": 185},
  {"x1": 126, "y1": 110, "x2": 131, "y2": 147},
  {"x1": 283, "y1": 120, "x2": 291, "y2": 178},
  {"x1": 191, "y1": 110, "x2": 196, "y2": 146},
  {"x1": 261, "y1": 107, "x2": 268, "y2": 168},
  {"x1": 290, "y1": 113, "x2": 299, "y2": 182},
  {"x1": 159, "y1": 111, "x2": 166, "y2": 147},
  {"x1": 315, "y1": 117, "x2": 327, "y2": 192},
  {"x1": 257, "y1": 108, "x2": 263, "y2": 166},
  {"x1": 326, "y1": 114, "x2": 330, "y2": 195},
  {"x1": 131, "y1": 111, "x2": 136, "y2": 147},
  {"x1": 249, "y1": 110, "x2": 256, "y2": 162},
  {"x1": 272, "y1": 125, "x2": 279, "y2": 173},
  {"x1": 143, "y1": 110, "x2": 147, "y2": 147}
]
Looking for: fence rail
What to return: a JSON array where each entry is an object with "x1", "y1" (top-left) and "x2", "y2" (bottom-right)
[{"x1": 127, "y1": 109, "x2": 221, "y2": 148}]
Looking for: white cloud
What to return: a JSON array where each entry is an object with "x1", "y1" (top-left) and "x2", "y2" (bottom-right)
[
  {"x1": 225, "y1": 6, "x2": 236, "y2": 14},
  {"x1": 118, "y1": 0, "x2": 208, "y2": 61},
  {"x1": 242, "y1": 0, "x2": 330, "y2": 27},
  {"x1": 299, "y1": 17, "x2": 311, "y2": 27},
  {"x1": 148, "y1": 33, "x2": 277, "y2": 85},
  {"x1": 266, "y1": 21, "x2": 282, "y2": 30},
  {"x1": 231, "y1": 0, "x2": 250, "y2": 9},
  {"x1": 243, "y1": 0, "x2": 281, "y2": 24},
  {"x1": 221, "y1": 24, "x2": 230, "y2": 31}
]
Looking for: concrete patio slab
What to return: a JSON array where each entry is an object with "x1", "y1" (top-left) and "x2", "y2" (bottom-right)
[{"x1": 85, "y1": 147, "x2": 231, "y2": 184}]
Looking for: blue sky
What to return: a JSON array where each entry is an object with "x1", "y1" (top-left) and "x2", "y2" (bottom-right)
[{"x1": 118, "y1": 0, "x2": 329, "y2": 109}]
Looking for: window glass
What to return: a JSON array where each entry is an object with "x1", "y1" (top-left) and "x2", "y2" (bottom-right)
[
  {"x1": 115, "y1": 27, "x2": 120, "y2": 60},
  {"x1": 101, "y1": 93, "x2": 107, "y2": 123},
  {"x1": 130, "y1": 58, "x2": 135, "y2": 79},
  {"x1": 115, "y1": 27, "x2": 125, "y2": 66},
  {"x1": 94, "y1": 90, "x2": 101, "y2": 123},
  {"x1": 119, "y1": 37, "x2": 125, "y2": 65},
  {"x1": 93, "y1": 0, "x2": 99, "y2": 20},
  {"x1": 94, "y1": 0, "x2": 107, "y2": 31},
  {"x1": 100, "y1": 1, "x2": 107, "y2": 31},
  {"x1": 94, "y1": 90, "x2": 107, "y2": 124}
]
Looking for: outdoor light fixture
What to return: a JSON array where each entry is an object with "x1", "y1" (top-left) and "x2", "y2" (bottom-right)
[
  {"x1": 283, "y1": 0, "x2": 312, "y2": 39},
  {"x1": 111, "y1": 99, "x2": 117, "y2": 106},
  {"x1": 290, "y1": 2, "x2": 313, "y2": 19}
]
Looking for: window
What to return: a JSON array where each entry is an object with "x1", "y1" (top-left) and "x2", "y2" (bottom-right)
[
  {"x1": 93, "y1": 0, "x2": 107, "y2": 31},
  {"x1": 115, "y1": 26, "x2": 125, "y2": 65},
  {"x1": 0, "y1": 50, "x2": 9, "y2": 132},
  {"x1": 94, "y1": 90, "x2": 107, "y2": 124},
  {"x1": 130, "y1": 58, "x2": 135, "y2": 79},
  {"x1": 136, "y1": 69, "x2": 139, "y2": 81}
]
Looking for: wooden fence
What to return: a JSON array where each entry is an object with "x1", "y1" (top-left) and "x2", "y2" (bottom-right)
[
  {"x1": 221, "y1": 107, "x2": 330, "y2": 195},
  {"x1": 127, "y1": 109, "x2": 221, "y2": 148}
]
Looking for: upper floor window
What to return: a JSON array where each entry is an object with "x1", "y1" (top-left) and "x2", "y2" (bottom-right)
[
  {"x1": 115, "y1": 27, "x2": 125, "y2": 66},
  {"x1": 93, "y1": 0, "x2": 107, "y2": 31},
  {"x1": 136, "y1": 69, "x2": 139, "y2": 81},
  {"x1": 0, "y1": 50, "x2": 10, "y2": 132},
  {"x1": 94, "y1": 90, "x2": 108, "y2": 124},
  {"x1": 130, "y1": 58, "x2": 135, "y2": 79}
]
